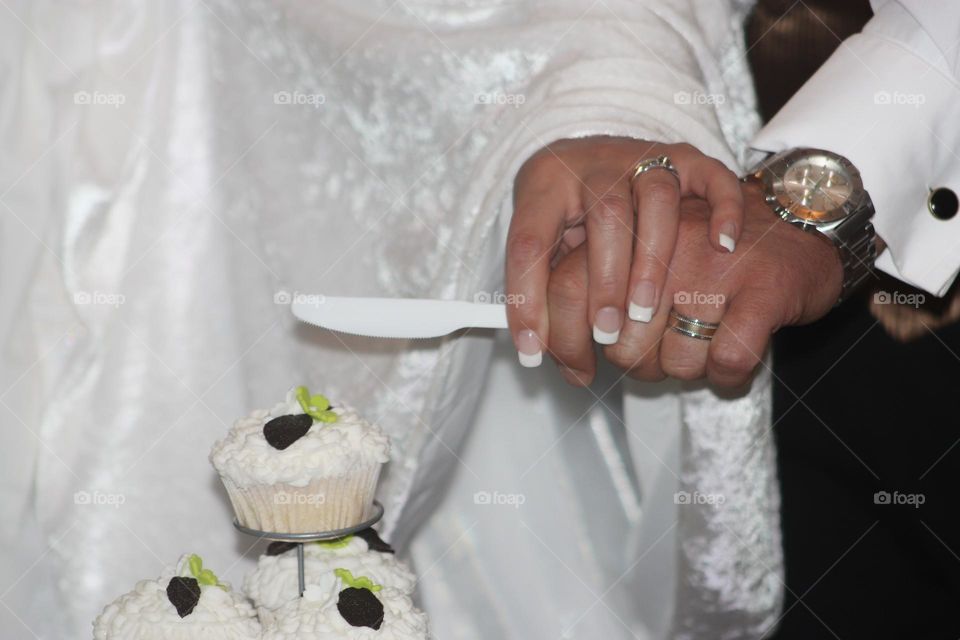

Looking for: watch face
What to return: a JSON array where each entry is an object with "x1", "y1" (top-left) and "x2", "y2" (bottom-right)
[{"x1": 772, "y1": 153, "x2": 861, "y2": 224}]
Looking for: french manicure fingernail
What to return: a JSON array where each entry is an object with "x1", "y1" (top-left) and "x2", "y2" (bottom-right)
[
  {"x1": 516, "y1": 329, "x2": 542, "y2": 368},
  {"x1": 719, "y1": 222, "x2": 736, "y2": 253},
  {"x1": 593, "y1": 307, "x2": 621, "y2": 344},
  {"x1": 628, "y1": 280, "x2": 656, "y2": 323}
]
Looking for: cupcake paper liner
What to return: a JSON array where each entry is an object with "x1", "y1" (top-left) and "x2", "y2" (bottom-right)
[{"x1": 221, "y1": 464, "x2": 381, "y2": 534}]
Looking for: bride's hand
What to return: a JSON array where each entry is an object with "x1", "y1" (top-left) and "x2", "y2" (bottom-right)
[{"x1": 504, "y1": 136, "x2": 743, "y2": 373}]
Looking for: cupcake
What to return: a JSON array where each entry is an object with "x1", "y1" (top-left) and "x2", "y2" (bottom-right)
[
  {"x1": 244, "y1": 528, "x2": 416, "y2": 614},
  {"x1": 210, "y1": 386, "x2": 389, "y2": 533},
  {"x1": 92, "y1": 554, "x2": 260, "y2": 640},
  {"x1": 261, "y1": 569, "x2": 428, "y2": 639}
]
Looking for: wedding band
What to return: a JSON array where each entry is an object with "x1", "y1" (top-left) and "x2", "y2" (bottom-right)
[
  {"x1": 667, "y1": 309, "x2": 719, "y2": 341},
  {"x1": 631, "y1": 155, "x2": 680, "y2": 183}
]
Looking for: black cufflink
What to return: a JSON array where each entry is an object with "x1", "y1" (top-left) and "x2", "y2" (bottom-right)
[{"x1": 928, "y1": 187, "x2": 958, "y2": 220}]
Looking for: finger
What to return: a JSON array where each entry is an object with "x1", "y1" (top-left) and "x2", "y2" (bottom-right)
[
  {"x1": 552, "y1": 224, "x2": 586, "y2": 266},
  {"x1": 582, "y1": 172, "x2": 634, "y2": 345},
  {"x1": 603, "y1": 296, "x2": 668, "y2": 382},
  {"x1": 547, "y1": 244, "x2": 596, "y2": 386},
  {"x1": 625, "y1": 168, "x2": 681, "y2": 326},
  {"x1": 506, "y1": 176, "x2": 574, "y2": 368},
  {"x1": 659, "y1": 291, "x2": 728, "y2": 381},
  {"x1": 707, "y1": 293, "x2": 777, "y2": 388},
  {"x1": 562, "y1": 225, "x2": 586, "y2": 250},
  {"x1": 680, "y1": 152, "x2": 743, "y2": 254},
  {"x1": 606, "y1": 266, "x2": 694, "y2": 382}
]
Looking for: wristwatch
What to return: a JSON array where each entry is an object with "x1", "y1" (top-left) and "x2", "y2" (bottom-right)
[{"x1": 744, "y1": 147, "x2": 877, "y2": 303}]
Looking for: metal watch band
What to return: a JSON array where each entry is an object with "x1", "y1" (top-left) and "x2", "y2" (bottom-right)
[
  {"x1": 744, "y1": 153, "x2": 877, "y2": 304},
  {"x1": 827, "y1": 207, "x2": 876, "y2": 303}
]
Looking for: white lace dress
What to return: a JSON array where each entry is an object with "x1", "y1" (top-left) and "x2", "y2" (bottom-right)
[{"x1": 0, "y1": 1, "x2": 780, "y2": 638}]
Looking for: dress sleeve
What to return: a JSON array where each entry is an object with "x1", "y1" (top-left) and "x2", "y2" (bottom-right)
[{"x1": 460, "y1": 0, "x2": 758, "y2": 262}]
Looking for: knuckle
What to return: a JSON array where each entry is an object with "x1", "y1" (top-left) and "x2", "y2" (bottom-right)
[
  {"x1": 548, "y1": 266, "x2": 588, "y2": 306},
  {"x1": 604, "y1": 343, "x2": 641, "y2": 371},
  {"x1": 710, "y1": 343, "x2": 755, "y2": 375},
  {"x1": 626, "y1": 366, "x2": 665, "y2": 382},
  {"x1": 639, "y1": 180, "x2": 679, "y2": 208},
  {"x1": 709, "y1": 369, "x2": 752, "y2": 389},
  {"x1": 591, "y1": 269, "x2": 622, "y2": 295},
  {"x1": 588, "y1": 194, "x2": 632, "y2": 228},
  {"x1": 507, "y1": 232, "x2": 546, "y2": 266},
  {"x1": 704, "y1": 157, "x2": 733, "y2": 176},
  {"x1": 518, "y1": 148, "x2": 563, "y2": 183},
  {"x1": 661, "y1": 356, "x2": 704, "y2": 381}
]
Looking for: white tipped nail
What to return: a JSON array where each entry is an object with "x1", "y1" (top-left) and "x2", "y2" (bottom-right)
[
  {"x1": 593, "y1": 325, "x2": 620, "y2": 345},
  {"x1": 516, "y1": 329, "x2": 542, "y2": 367},
  {"x1": 593, "y1": 307, "x2": 622, "y2": 344},
  {"x1": 719, "y1": 233, "x2": 736, "y2": 253},
  {"x1": 628, "y1": 302, "x2": 654, "y2": 323},
  {"x1": 518, "y1": 350, "x2": 542, "y2": 368}
]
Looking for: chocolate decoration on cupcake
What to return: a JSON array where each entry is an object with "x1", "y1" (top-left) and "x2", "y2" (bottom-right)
[
  {"x1": 265, "y1": 541, "x2": 299, "y2": 556},
  {"x1": 166, "y1": 576, "x2": 201, "y2": 618},
  {"x1": 262, "y1": 413, "x2": 313, "y2": 450},
  {"x1": 337, "y1": 587, "x2": 384, "y2": 630},
  {"x1": 355, "y1": 527, "x2": 395, "y2": 554}
]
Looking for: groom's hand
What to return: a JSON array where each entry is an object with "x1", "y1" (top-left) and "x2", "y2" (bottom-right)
[{"x1": 549, "y1": 182, "x2": 844, "y2": 388}]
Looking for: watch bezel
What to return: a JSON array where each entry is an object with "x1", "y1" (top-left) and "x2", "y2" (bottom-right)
[{"x1": 753, "y1": 148, "x2": 869, "y2": 232}]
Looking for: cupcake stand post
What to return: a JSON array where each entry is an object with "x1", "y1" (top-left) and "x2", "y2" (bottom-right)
[{"x1": 232, "y1": 501, "x2": 385, "y2": 597}]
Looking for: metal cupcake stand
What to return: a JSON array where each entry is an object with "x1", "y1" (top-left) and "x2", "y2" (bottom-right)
[{"x1": 233, "y1": 501, "x2": 384, "y2": 597}]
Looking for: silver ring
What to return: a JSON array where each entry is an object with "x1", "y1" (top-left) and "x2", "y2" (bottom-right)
[
  {"x1": 667, "y1": 309, "x2": 719, "y2": 341},
  {"x1": 631, "y1": 155, "x2": 680, "y2": 183}
]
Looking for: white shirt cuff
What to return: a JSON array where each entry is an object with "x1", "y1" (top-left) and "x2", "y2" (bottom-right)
[{"x1": 751, "y1": 2, "x2": 960, "y2": 296}]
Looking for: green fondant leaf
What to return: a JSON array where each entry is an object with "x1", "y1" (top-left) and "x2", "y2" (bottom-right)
[
  {"x1": 188, "y1": 555, "x2": 203, "y2": 578},
  {"x1": 197, "y1": 569, "x2": 218, "y2": 586},
  {"x1": 187, "y1": 554, "x2": 224, "y2": 588},
  {"x1": 295, "y1": 385, "x2": 338, "y2": 423},
  {"x1": 317, "y1": 535, "x2": 353, "y2": 549},
  {"x1": 315, "y1": 410, "x2": 338, "y2": 423},
  {"x1": 334, "y1": 567, "x2": 381, "y2": 592}
]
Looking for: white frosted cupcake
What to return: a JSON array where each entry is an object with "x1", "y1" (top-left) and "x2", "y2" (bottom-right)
[
  {"x1": 210, "y1": 386, "x2": 389, "y2": 533},
  {"x1": 261, "y1": 569, "x2": 428, "y2": 639},
  {"x1": 244, "y1": 529, "x2": 416, "y2": 614},
  {"x1": 93, "y1": 554, "x2": 260, "y2": 640}
]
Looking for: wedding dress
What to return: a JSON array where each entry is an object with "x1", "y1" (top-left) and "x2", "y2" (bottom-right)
[{"x1": 0, "y1": 1, "x2": 780, "y2": 638}]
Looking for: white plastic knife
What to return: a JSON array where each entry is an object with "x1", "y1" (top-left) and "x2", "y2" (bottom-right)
[{"x1": 291, "y1": 296, "x2": 508, "y2": 338}]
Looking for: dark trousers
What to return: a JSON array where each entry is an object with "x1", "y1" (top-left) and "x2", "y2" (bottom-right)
[{"x1": 769, "y1": 297, "x2": 960, "y2": 638}]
